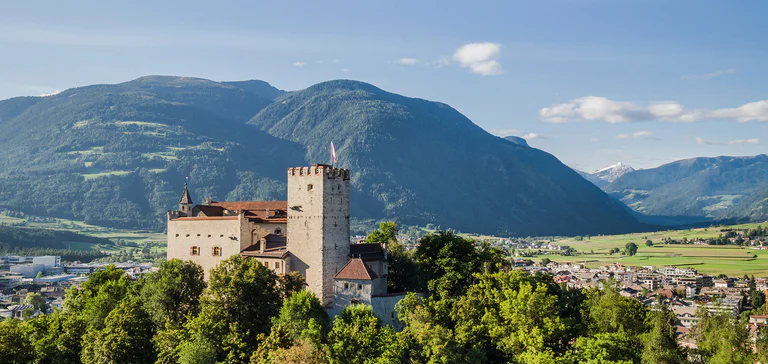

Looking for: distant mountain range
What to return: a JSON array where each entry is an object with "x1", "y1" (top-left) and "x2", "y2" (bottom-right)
[
  {"x1": 0, "y1": 76, "x2": 646, "y2": 236},
  {"x1": 597, "y1": 155, "x2": 768, "y2": 225},
  {"x1": 577, "y1": 162, "x2": 635, "y2": 188}
]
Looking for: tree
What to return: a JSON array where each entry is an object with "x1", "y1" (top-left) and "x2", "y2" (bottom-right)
[
  {"x1": 541, "y1": 257, "x2": 552, "y2": 266},
  {"x1": 141, "y1": 259, "x2": 206, "y2": 327},
  {"x1": 645, "y1": 240, "x2": 653, "y2": 247},
  {"x1": 64, "y1": 265, "x2": 135, "y2": 330},
  {"x1": 182, "y1": 255, "x2": 282, "y2": 362},
  {"x1": 0, "y1": 319, "x2": 35, "y2": 364},
  {"x1": 414, "y1": 231, "x2": 484, "y2": 299},
  {"x1": 453, "y1": 270, "x2": 569, "y2": 362},
  {"x1": 272, "y1": 290, "x2": 330, "y2": 342},
  {"x1": 386, "y1": 240, "x2": 422, "y2": 293},
  {"x1": 24, "y1": 292, "x2": 49, "y2": 313},
  {"x1": 641, "y1": 304, "x2": 685, "y2": 364},
  {"x1": 279, "y1": 271, "x2": 307, "y2": 300},
  {"x1": 584, "y1": 281, "x2": 648, "y2": 338},
  {"x1": 625, "y1": 242, "x2": 639, "y2": 256},
  {"x1": 573, "y1": 332, "x2": 635, "y2": 364},
  {"x1": 691, "y1": 307, "x2": 753, "y2": 363},
  {"x1": 365, "y1": 221, "x2": 397, "y2": 245},
  {"x1": 81, "y1": 299, "x2": 156, "y2": 364},
  {"x1": 326, "y1": 304, "x2": 396, "y2": 364}
]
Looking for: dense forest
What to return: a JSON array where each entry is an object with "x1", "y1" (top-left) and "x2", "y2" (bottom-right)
[{"x1": 2, "y1": 225, "x2": 766, "y2": 363}]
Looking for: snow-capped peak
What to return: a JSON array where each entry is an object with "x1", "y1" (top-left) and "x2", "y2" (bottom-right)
[{"x1": 592, "y1": 162, "x2": 634, "y2": 183}]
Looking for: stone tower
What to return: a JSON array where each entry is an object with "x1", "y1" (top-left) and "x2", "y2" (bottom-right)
[
  {"x1": 287, "y1": 164, "x2": 351, "y2": 305},
  {"x1": 179, "y1": 183, "x2": 193, "y2": 217}
]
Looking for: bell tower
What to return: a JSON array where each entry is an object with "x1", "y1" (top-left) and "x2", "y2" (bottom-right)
[
  {"x1": 179, "y1": 183, "x2": 193, "y2": 217},
  {"x1": 287, "y1": 164, "x2": 351, "y2": 305}
]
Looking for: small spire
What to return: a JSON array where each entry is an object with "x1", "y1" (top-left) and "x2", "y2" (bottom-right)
[{"x1": 179, "y1": 183, "x2": 193, "y2": 205}]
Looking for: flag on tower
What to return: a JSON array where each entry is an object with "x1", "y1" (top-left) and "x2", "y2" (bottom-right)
[{"x1": 331, "y1": 142, "x2": 337, "y2": 164}]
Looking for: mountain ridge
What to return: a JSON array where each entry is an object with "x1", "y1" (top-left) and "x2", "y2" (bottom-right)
[{"x1": 0, "y1": 75, "x2": 647, "y2": 236}]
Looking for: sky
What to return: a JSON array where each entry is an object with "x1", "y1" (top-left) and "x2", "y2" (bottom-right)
[{"x1": 1, "y1": 0, "x2": 766, "y2": 171}]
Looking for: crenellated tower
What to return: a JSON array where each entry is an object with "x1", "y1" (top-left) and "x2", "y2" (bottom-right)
[{"x1": 287, "y1": 164, "x2": 351, "y2": 305}]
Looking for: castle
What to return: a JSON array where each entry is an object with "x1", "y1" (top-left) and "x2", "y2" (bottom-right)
[{"x1": 167, "y1": 164, "x2": 403, "y2": 326}]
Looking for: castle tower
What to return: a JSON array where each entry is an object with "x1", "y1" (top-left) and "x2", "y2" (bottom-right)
[
  {"x1": 179, "y1": 183, "x2": 193, "y2": 216},
  {"x1": 287, "y1": 164, "x2": 351, "y2": 305}
]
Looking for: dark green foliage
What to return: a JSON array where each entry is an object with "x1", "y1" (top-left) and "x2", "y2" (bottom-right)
[
  {"x1": 641, "y1": 304, "x2": 685, "y2": 364},
  {"x1": 0, "y1": 318, "x2": 35, "y2": 364},
  {"x1": 141, "y1": 259, "x2": 206, "y2": 327},
  {"x1": 81, "y1": 299, "x2": 156, "y2": 364},
  {"x1": 626, "y1": 242, "x2": 639, "y2": 256},
  {"x1": 181, "y1": 255, "x2": 283, "y2": 362},
  {"x1": 326, "y1": 304, "x2": 396, "y2": 364}
]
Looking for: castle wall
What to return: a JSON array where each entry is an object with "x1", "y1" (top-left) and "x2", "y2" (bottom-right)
[
  {"x1": 287, "y1": 165, "x2": 351, "y2": 305},
  {"x1": 167, "y1": 216, "x2": 246, "y2": 279},
  {"x1": 372, "y1": 294, "x2": 408, "y2": 331}
]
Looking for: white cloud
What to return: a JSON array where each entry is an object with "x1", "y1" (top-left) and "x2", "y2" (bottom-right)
[
  {"x1": 683, "y1": 68, "x2": 736, "y2": 80},
  {"x1": 589, "y1": 137, "x2": 600, "y2": 143},
  {"x1": 696, "y1": 137, "x2": 760, "y2": 145},
  {"x1": 341, "y1": 68, "x2": 350, "y2": 72},
  {"x1": 540, "y1": 96, "x2": 768, "y2": 123},
  {"x1": 616, "y1": 131, "x2": 658, "y2": 140},
  {"x1": 40, "y1": 90, "x2": 61, "y2": 97},
  {"x1": 452, "y1": 42, "x2": 503, "y2": 75},
  {"x1": 293, "y1": 62, "x2": 306, "y2": 67},
  {"x1": 395, "y1": 57, "x2": 418, "y2": 65},
  {"x1": 331, "y1": 59, "x2": 340, "y2": 63},
  {"x1": 488, "y1": 128, "x2": 523, "y2": 136},
  {"x1": 522, "y1": 132, "x2": 546, "y2": 140}
]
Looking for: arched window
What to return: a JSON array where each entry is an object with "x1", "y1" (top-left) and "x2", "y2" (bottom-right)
[{"x1": 274, "y1": 227, "x2": 282, "y2": 235}]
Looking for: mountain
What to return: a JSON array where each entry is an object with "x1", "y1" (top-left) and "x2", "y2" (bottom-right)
[
  {"x1": 0, "y1": 76, "x2": 304, "y2": 229},
  {"x1": 605, "y1": 155, "x2": 768, "y2": 222},
  {"x1": 503, "y1": 136, "x2": 529, "y2": 147},
  {"x1": 248, "y1": 79, "x2": 644, "y2": 236},
  {"x1": 578, "y1": 162, "x2": 635, "y2": 188},
  {"x1": 0, "y1": 76, "x2": 646, "y2": 236}
]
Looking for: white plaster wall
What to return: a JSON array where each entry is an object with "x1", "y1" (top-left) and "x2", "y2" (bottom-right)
[{"x1": 167, "y1": 216, "x2": 246, "y2": 279}]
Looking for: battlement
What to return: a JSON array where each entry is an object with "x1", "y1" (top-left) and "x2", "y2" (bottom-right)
[{"x1": 287, "y1": 164, "x2": 350, "y2": 180}]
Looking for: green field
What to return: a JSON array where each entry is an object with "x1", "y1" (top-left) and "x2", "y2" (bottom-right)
[
  {"x1": 533, "y1": 222, "x2": 768, "y2": 277},
  {"x1": 0, "y1": 213, "x2": 166, "y2": 255}
]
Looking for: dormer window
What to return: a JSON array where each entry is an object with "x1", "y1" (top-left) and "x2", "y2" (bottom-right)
[{"x1": 274, "y1": 228, "x2": 282, "y2": 236}]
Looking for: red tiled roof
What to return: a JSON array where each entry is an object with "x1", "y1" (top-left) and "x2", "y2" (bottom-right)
[
  {"x1": 209, "y1": 201, "x2": 287, "y2": 220},
  {"x1": 334, "y1": 258, "x2": 378, "y2": 280}
]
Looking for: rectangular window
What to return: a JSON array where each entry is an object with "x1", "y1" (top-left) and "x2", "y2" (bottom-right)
[
  {"x1": 344, "y1": 283, "x2": 349, "y2": 289},
  {"x1": 275, "y1": 262, "x2": 280, "y2": 269},
  {"x1": 357, "y1": 284, "x2": 362, "y2": 290},
  {"x1": 212, "y1": 247, "x2": 221, "y2": 256},
  {"x1": 175, "y1": 234, "x2": 179, "y2": 237},
  {"x1": 190, "y1": 246, "x2": 200, "y2": 256}
]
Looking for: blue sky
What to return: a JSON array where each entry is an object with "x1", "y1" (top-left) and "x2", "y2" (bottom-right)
[{"x1": 1, "y1": 0, "x2": 766, "y2": 171}]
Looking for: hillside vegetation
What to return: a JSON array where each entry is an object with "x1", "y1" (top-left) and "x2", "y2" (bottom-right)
[
  {"x1": 0, "y1": 76, "x2": 644, "y2": 236},
  {"x1": 605, "y1": 155, "x2": 768, "y2": 222}
]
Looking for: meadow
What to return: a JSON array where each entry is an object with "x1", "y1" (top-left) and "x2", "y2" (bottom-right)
[
  {"x1": 535, "y1": 222, "x2": 768, "y2": 277},
  {"x1": 0, "y1": 213, "x2": 166, "y2": 256}
]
